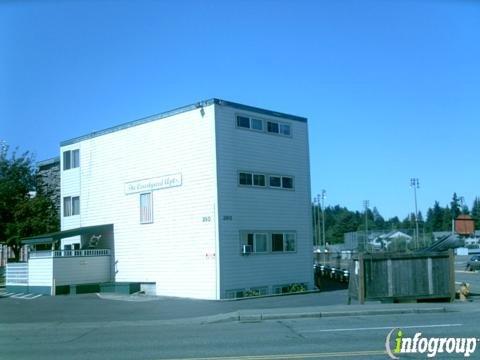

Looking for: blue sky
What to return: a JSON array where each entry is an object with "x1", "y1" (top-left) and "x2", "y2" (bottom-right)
[{"x1": 1, "y1": 0, "x2": 479, "y2": 219}]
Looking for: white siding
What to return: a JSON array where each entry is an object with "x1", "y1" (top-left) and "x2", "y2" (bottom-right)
[
  {"x1": 28, "y1": 258, "x2": 53, "y2": 287},
  {"x1": 53, "y1": 256, "x2": 111, "y2": 285},
  {"x1": 214, "y1": 104, "x2": 313, "y2": 296},
  {"x1": 61, "y1": 147, "x2": 81, "y2": 230},
  {"x1": 58, "y1": 99, "x2": 313, "y2": 300},
  {"x1": 61, "y1": 106, "x2": 219, "y2": 299}
]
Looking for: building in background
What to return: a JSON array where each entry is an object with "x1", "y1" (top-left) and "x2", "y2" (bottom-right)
[
  {"x1": 37, "y1": 157, "x2": 61, "y2": 217},
  {"x1": 57, "y1": 98, "x2": 313, "y2": 299}
]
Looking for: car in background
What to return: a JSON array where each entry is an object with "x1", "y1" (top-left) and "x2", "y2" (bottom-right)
[{"x1": 466, "y1": 255, "x2": 480, "y2": 271}]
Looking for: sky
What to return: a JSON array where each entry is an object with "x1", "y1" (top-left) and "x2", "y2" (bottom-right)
[{"x1": 1, "y1": 0, "x2": 479, "y2": 220}]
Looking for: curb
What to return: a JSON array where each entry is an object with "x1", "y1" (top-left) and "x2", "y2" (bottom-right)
[{"x1": 205, "y1": 306, "x2": 448, "y2": 324}]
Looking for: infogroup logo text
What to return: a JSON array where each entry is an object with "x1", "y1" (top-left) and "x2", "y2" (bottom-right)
[{"x1": 385, "y1": 328, "x2": 479, "y2": 359}]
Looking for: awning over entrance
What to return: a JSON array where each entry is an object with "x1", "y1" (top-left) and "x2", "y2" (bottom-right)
[{"x1": 21, "y1": 224, "x2": 114, "y2": 246}]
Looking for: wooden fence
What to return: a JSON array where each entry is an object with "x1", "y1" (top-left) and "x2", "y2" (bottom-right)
[{"x1": 348, "y1": 250, "x2": 455, "y2": 304}]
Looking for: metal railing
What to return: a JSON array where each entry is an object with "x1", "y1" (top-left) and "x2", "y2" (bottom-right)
[{"x1": 29, "y1": 249, "x2": 111, "y2": 258}]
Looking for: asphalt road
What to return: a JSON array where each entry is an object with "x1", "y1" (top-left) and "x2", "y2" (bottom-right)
[
  {"x1": 1, "y1": 305, "x2": 479, "y2": 360},
  {"x1": 1, "y1": 255, "x2": 479, "y2": 360},
  {"x1": 0, "y1": 290, "x2": 351, "y2": 324}
]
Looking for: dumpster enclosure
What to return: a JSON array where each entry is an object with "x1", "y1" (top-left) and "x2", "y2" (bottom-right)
[{"x1": 348, "y1": 250, "x2": 455, "y2": 304}]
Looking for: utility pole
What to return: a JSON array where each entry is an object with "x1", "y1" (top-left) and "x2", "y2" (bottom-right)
[
  {"x1": 410, "y1": 178, "x2": 420, "y2": 249},
  {"x1": 363, "y1": 200, "x2": 369, "y2": 251},
  {"x1": 316, "y1": 194, "x2": 321, "y2": 249},
  {"x1": 321, "y1": 189, "x2": 326, "y2": 250},
  {"x1": 313, "y1": 198, "x2": 317, "y2": 247}
]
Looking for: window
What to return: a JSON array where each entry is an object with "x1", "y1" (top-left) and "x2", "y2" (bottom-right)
[
  {"x1": 225, "y1": 289, "x2": 245, "y2": 299},
  {"x1": 72, "y1": 149, "x2": 80, "y2": 168},
  {"x1": 239, "y1": 172, "x2": 265, "y2": 187},
  {"x1": 254, "y1": 233, "x2": 267, "y2": 253},
  {"x1": 239, "y1": 172, "x2": 253, "y2": 185},
  {"x1": 273, "y1": 284, "x2": 291, "y2": 295},
  {"x1": 63, "y1": 196, "x2": 80, "y2": 217},
  {"x1": 272, "y1": 233, "x2": 297, "y2": 252},
  {"x1": 267, "y1": 121, "x2": 279, "y2": 134},
  {"x1": 240, "y1": 171, "x2": 293, "y2": 190},
  {"x1": 72, "y1": 196, "x2": 80, "y2": 215},
  {"x1": 63, "y1": 152, "x2": 71, "y2": 170},
  {"x1": 253, "y1": 174, "x2": 265, "y2": 187},
  {"x1": 269, "y1": 176, "x2": 281, "y2": 188},
  {"x1": 250, "y1": 286, "x2": 268, "y2": 296},
  {"x1": 63, "y1": 149, "x2": 80, "y2": 170},
  {"x1": 226, "y1": 286, "x2": 269, "y2": 299},
  {"x1": 273, "y1": 283, "x2": 307, "y2": 294},
  {"x1": 251, "y1": 118, "x2": 263, "y2": 131},
  {"x1": 268, "y1": 121, "x2": 291, "y2": 136},
  {"x1": 272, "y1": 233, "x2": 284, "y2": 252},
  {"x1": 236, "y1": 114, "x2": 291, "y2": 137},
  {"x1": 282, "y1": 176, "x2": 294, "y2": 189},
  {"x1": 236, "y1": 116, "x2": 250, "y2": 129},
  {"x1": 245, "y1": 233, "x2": 268, "y2": 253},
  {"x1": 140, "y1": 193, "x2": 153, "y2": 224},
  {"x1": 285, "y1": 233, "x2": 296, "y2": 252},
  {"x1": 280, "y1": 124, "x2": 291, "y2": 136},
  {"x1": 63, "y1": 197, "x2": 71, "y2": 217}
]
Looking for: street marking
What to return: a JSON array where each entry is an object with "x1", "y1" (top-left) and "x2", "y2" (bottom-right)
[
  {"x1": 1, "y1": 292, "x2": 42, "y2": 300},
  {"x1": 9, "y1": 293, "x2": 25, "y2": 298},
  {"x1": 301, "y1": 323, "x2": 462, "y2": 333},
  {"x1": 160, "y1": 350, "x2": 387, "y2": 360},
  {"x1": 26, "y1": 294, "x2": 42, "y2": 299},
  {"x1": 18, "y1": 293, "x2": 42, "y2": 299}
]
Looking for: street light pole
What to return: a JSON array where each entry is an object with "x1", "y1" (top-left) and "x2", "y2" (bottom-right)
[
  {"x1": 410, "y1": 178, "x2": 420, "y2": 249},
  {"x1": 316, "y1": 194, "x2": 321, "y2": 249},
  {"x1": 321, "y1": 190, "x2": 326, "y2": 250},
  {"x1": 313, "y1": 198, "x2": 317, "y2": 247}
]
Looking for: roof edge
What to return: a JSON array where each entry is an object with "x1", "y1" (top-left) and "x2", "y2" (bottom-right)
[
  {"x1": 60, "y1": 98, "x2": 307, "y2": 146},
  {"x1": 37, "y1": 156, "x2": 60, "y2": 167}
]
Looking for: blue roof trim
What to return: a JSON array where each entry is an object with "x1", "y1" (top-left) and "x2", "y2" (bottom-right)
[
  {"x1": 37, "y1": 156, "x2": 60, "y2": 167},
  {"x1": 213, "y1": 99, "x2": 307, "y2": 123},
  {"x1": 60, "y1": 98, "x2": 307, "y2": 146}
]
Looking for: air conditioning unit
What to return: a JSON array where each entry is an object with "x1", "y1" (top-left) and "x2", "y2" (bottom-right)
[{"x1": 242, "y1": 245, "x2": 253, "y2": 255}]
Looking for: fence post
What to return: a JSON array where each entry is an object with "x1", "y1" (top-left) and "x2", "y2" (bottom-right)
[
  {"x1": 448, "y1": 249, "x2": 455, "y2": 302},
  {"x1": 358, "y1": 253, "x2": 365, "y2": 304},
  {"x1": 51, "y1": 278, "x2": 56, "y2": 296}
]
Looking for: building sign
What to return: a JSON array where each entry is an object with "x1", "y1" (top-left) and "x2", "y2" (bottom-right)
[{"x1": 125, "y1": 173, "x2": 182, "y2": 194}]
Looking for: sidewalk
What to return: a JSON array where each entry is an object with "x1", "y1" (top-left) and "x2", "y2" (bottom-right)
[
  {"x1": 1, "y1": 289, "x2": 478, "y2": 325},
  {"x1": 214, "y1": 301, "x2": 479, "y2": 324}
]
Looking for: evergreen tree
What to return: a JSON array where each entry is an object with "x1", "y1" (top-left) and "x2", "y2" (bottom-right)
[
  {"x1": 387, "y1": 216, "x2": 401, "y2": 230},
  {"x1": 429, "y1": 201, "x2": 444, "y2": 231},
  {"x1": 372, "y1": 207, "x2": 385, "y2": 229},
  {"x1": 450, "y1": 193, "x2": 461, "y2": 220},
  {"x1": 442, "y1": 205, "x2": 453, "y2": 231},
  {"x1": 471, "y1": 197, "x2": 480, "y2": 230}
]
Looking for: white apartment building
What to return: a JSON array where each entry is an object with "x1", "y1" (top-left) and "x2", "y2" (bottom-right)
[{"x1": 60, "y1": 99, "x2": 313, "y2": 299}]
